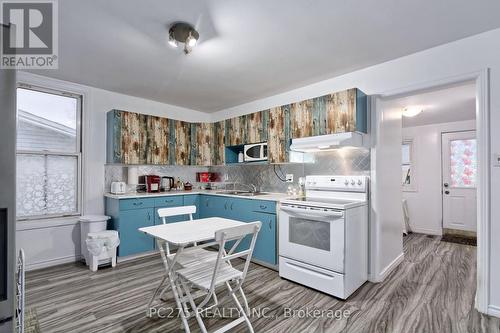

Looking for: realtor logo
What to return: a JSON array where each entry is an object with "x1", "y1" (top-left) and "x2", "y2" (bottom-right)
[{"x1": 1, "y1": 0, "x2": 58, "y2": 68}]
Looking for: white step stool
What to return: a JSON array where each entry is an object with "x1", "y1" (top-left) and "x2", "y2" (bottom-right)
[{"x1": 86, "y1": 230, "x2": 120, "y2": 272}]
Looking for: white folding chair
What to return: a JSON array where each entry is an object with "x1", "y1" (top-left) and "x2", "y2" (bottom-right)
[
  {"x1": 175, "y1": 221, "x2": 262, "y2": 333},
  {"x1": 147, "y1": 205, "x2": 218, "y2": 313}
]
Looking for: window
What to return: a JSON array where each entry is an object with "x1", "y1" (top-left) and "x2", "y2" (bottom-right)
[
  {"x1": 16, "y1": 85, "x2": 82, "y2": 220},
  {"x1": 402, "y1": 139, "x2": 416, "y2": 191},
  {"x1": 449, "y1": 139, "x2": 477, "y2": 188}
]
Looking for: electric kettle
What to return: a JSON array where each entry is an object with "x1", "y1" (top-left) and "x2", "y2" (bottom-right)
[{"x1": 161, "y1": 176, "x2": 175, "y2": 192}]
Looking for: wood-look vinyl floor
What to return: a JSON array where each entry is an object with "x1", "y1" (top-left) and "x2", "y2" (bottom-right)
[{"x1": 26, "y1": 234, "x2": 500, "y2": 333}]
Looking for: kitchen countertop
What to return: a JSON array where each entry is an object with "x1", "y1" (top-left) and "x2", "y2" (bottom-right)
[{"x1": 104, "y1": 189, "x2": 291, "y2": 202}]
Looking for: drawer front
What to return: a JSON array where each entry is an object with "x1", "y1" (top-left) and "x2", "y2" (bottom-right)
[
  {"x1": 279, "y1": 256, "x2": 345, "y2": 299},
  {"x1": 154, "y1": 195, "x2": 183, "y2": 207},
  {"x1": 252, "y1": 200, "x2": 276, "y2": 214},
  {"x1": 119, "y1": 198, "x2": 155, "y2": 210}
]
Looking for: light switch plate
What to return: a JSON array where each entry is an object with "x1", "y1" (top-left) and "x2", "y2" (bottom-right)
[
  {"x1": 286, "y1": 174, "x2": 294, "y2": 183},
  {"x1": 494, "y1": 154, "x2": 500, "y2": 167}
]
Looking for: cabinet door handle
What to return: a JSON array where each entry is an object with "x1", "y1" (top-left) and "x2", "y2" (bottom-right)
[
  {"x1": 260, "y1": 205, "x2": 267, "y2": 210},
  {"x1": 133, "y1": 202, "x2": 143, "y2": 206},
  {"x1": 147, "y1": 211, "x2": 151, "y2": 220},
  {"x1": 165, "y1": 199, "x2": 173, "y2": 203},
  {"x1": 230, "y1": 203, "x2": 234, "y2": 210},
  {"x1": 224, "y1": 202, "x2": 228, "y2": 210},
  {"x1": 268, "y1": 219, "x2": 272, "y2": 229}
]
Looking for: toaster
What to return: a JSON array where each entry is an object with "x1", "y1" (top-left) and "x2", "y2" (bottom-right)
[{"x1": 110, "y1": 181, "x2": 126, "y2": 194}]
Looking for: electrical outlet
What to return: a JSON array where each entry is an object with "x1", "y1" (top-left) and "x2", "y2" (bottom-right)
[
  {"x1": 286, "y1": 174, "x2": 294, "y2": 183},
  {"x1": 224, "y1": 174, "x2": 229, "y2": 181},
  {"x1": 494, "y1": 154, "x2": 500, "y2": 167}
]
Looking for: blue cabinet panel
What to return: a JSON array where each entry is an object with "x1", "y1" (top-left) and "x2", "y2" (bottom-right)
[
  {"x1": 200, "y1": 195, "x2": 228, "y2": 218},
  {"x1": 118, "y1": 208, "x2": 154, "y2": 256},
  {"x1": 154, "y1": 195, "x2": 185, "y2": 225},
  {"x1": 252, "y1": 212, "x2": 277, "y2": 265},
  {"x1": 119, "y1": 198, "x2": 155, "y2": 210},
  {"x1": 183, "y1": 194, "x2": 200, "y2": 219},
  {"x1": 251, "y1": 200, "x2": 276, "y2": 214}
]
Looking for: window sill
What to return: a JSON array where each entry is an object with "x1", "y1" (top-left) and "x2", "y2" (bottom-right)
[{"x1": 16, "y1": 215, "x2": 81, "y2": 231}]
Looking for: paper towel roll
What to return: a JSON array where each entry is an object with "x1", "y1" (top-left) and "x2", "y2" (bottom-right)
[{"x1": 127, "y1": 167, "x2": 138, "y2": 185}]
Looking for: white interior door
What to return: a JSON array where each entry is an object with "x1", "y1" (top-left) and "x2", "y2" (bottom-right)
[{"x1": 441, "y1": 131, "x2": 477, "y2": 232}]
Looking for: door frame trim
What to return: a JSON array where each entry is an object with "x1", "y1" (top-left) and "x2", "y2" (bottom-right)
[{"x1": 378, "y1": 69, "x2": 490, "y2": 314}]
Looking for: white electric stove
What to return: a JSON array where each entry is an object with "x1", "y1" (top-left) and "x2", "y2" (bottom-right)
[{"x1": 279, "y1": 175, "x2": 369, "y2": 299}]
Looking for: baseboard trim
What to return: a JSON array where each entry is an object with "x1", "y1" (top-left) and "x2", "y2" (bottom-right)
[
  {"x1": 370, "y1": 252, "x2": 404, "y2": 283},
  {"x1": 117, "y1": 251, "x2": 157, "y2": 263},
  {"x1": 408, "y1": 227, "x2": 442, "y2": 236},
  {"x1": 26, "y1": 255, "x2": 82, "y2": 271},
  {"x1": 488, "y1": 305, "x2": 500, "y2": 318}
]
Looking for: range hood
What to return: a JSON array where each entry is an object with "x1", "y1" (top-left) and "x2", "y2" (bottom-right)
[{"x1": 290, "y1": 132, "x2": 364, "y2": 152}]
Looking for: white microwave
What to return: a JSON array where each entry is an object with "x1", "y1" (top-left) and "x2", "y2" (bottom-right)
[{"x1": 244, "y1": 142, "x2": 268, "y2": 162}]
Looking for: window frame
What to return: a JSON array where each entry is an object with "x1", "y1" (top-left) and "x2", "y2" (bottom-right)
[
  {"x1": 16, "y1": 83, "x2": 83, "y2": 221},
  {"x1": 402, "y1": 138, "x2": 417, "y2": 192}
]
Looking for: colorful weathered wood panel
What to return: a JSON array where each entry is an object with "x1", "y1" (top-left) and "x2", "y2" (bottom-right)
[
  {"x1": 225, "y1": 116, "x2": 247, "y2": 146},
  {"x1": 267, "y1": 105, "x2": 290, "y2": 163},
  {"x1": 146, "y1": 116, "x2": 169, "y2": 164},
  {"x1": 107, "y1": 110, "x2": 122, "y2": 163},
  {"x1": 325, "y1": 88, "x2": 357, "y2": 134},
  {"x1": 291, "y1": 99, "x2": 314, "y2": 138},
  {"x1": 312, "y1": 96, "x2": 327, "y2": 136},
  {"x1": 174, "y1": 120, "x2": 191, "y2": 165},
  {"x1": 246, "y1": 110, "x2": 269, "y2": 143},
  {"x1": 121, "y1": 111, "x2": 147, "y2": 164},
  {"x1": 193, "y1": 122, "x2": 213, "y2": 166},
  {"x1": 212, "y1": 121, "x2": 225, "y2": 165}
]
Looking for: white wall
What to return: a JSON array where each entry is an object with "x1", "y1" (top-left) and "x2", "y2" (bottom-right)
[
  {"x1": 402, "y1": 120, "x2": 476, "y2": 235},
  {"x1": 211, "y1": 28, "x2": 500, "y2": 314},
  {"x1": 16, "y1": 72, "x2": 210, "y2": 270},
  {"x1": 369, "y1": 99, "x2": 404, "y2": 282}
]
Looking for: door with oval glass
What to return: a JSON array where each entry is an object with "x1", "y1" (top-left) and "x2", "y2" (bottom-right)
[{"x1": 441, "y1": 131, "x2": 477, "y2": 232}]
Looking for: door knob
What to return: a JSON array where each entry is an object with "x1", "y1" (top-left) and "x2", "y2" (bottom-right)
[
  {"x1": 444, "y1": 183, "x2": 449, "y2": 188},
  {"x1": 445, "y1": 190, "x2": 450, "y2": 195}
]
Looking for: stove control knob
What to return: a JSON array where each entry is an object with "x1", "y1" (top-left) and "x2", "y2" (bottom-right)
[
  {"x1": 357, "y1": 180, "x2": 362, "y2": 185},
  {"x1": 344, "y1": 180, "x2": 349, "y2": 185},
  {"x1": 351, "y1": 179, "x2": 355, "y2": 185}
]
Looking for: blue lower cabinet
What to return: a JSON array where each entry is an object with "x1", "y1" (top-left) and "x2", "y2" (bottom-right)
[
  {"x1": 118, "y1": 208, "x2": 155, "y2": 257},
  {"x1": 200, "y1": 195, "x2": 227, "y2": 218},
  {"x1": 252, "y1": 212, "x2": 277, "y2": 265},
  {"x1": 183, "y1": 194, "x2": 200, "y2": 219},
  {"x1": 154, "y1": 195, "x2": 184, "y2": 225}
]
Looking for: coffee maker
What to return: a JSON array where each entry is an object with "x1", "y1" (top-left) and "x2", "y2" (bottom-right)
[{"x1": 145, "y1": 175, "x2": 161, "y2": 193}]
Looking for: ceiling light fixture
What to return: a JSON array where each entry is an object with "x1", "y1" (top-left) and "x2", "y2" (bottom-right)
[
  {"x1": 402, "y1": 106, "x2": 424, "y2": 117},
  {"x1": 168, "y1": 22, "x2": 199, "y2": 54}
]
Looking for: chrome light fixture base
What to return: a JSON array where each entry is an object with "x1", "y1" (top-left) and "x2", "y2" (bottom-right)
[{"x1": 168, "y1": 22, "x2": 199, "y2": 54}]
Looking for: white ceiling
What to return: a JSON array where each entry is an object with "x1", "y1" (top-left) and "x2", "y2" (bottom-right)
[
  {"x1": 29, "y1": 0, "x2": 500, "y2": 112},
  {"x1": 390, "y1": 82, "x2": 476, "y2": 127}
]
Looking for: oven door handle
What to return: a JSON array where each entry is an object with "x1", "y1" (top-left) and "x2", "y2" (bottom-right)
[{"x1": 280, "y1": 205, "x2": 344, "y2": 219}]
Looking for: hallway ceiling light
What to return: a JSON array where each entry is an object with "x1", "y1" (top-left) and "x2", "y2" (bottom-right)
[
  {"x1": 168, "y1": 22, "x2": 199, "y2": 54},
  {"x1": 403, "y1": 106, "x2": 424, "y2": 117}
]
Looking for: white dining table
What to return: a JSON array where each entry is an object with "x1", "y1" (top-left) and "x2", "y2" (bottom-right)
[{"x1": 139, "y1": 217, "x2": 247, "y2": 331}]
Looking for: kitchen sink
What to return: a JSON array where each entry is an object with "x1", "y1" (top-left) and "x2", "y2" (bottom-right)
[
  {"x1": 234, "y1": 192, "x2": 270, "y2": 197},
  {"x1": 215, "y1": 190, "x2": 270, "y2": 197},
  {"x1": 215, "y1": 190, "x2": 249, "y2": 195}
]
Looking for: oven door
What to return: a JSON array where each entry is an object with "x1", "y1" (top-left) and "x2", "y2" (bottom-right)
[{"x1": 279, "y1": 204, "x2": 345, "y2": 272}]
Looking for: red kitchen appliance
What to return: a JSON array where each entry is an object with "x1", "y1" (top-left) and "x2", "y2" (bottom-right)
[
  {"x1": 196, "y1": 172, "x2": 219, "y2": 183},
  {"x1": 145, "y1": 175, "x2": 161, "y2": 193}
]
